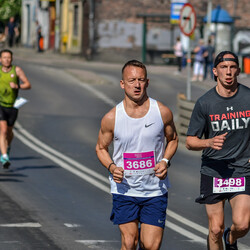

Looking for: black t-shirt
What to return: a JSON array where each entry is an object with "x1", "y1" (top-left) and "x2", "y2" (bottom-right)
[{"x1": 187, "y1": 84, "x2": 250, "y2": 178}]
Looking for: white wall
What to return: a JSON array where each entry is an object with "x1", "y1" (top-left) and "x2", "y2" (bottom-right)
[
  {"x1": 97, "y1": 20, "x2": 178, "y2": 50},
  {"x1": 21, "y1": 0, "x2": 36, "y2": 47},
  {"x1": 36, "y1": 9, "x2": 49, "y2": 50},
  {"x1": 21, "y1": 0, "x2": 49, "y2": 49}
]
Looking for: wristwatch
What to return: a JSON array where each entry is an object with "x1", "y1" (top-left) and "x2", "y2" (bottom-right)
[{"x1": 161, "y1": 158, "x2": 171, "y2": 168}]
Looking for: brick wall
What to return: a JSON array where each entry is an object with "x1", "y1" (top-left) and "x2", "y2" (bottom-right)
[
  {"x1": 92, "y1": 0, "x2": 250, "y2": 62},
  {"x1": 95, "y1": 0, "x2": 170, "y2": 25},
  {"x1": 95, "y1": 0, "x2": 250, "y2": 29}
]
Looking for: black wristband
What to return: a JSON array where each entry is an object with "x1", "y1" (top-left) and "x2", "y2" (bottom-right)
[{"x1": 108, "y1": 162, "x2": 115, "y2": 172}]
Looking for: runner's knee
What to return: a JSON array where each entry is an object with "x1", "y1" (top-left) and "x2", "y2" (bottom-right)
[
  {"x1": 232, "y1": 221, "x2": 249, "y2": 235},
  {"x1": 0, "y1": 128, "x2": 8, "y2": 137},
  {"x1": 140, "y1": 236, "x2": 162, "y2": 250},
  {"x1": 121, "y1": 233, "x2": 138, "y2": 250},
  {"x1": 209, "y1": 224, "x2": 224, "y2": 240},
  {"x1": 140, "y1": 240, "x2": 161, "y2": 250}
]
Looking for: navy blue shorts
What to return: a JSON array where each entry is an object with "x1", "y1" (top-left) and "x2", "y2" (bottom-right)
[
  {"x1": 110, "y1": 193, "x2": 168, "y2": 228},
  {"x1": 196, "y1": 174, "x2": 250, "y2": 204}
]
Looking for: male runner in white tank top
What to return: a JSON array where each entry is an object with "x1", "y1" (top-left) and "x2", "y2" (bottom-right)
[{"x1": 96, "y1": 60, "x2": 178, "y2": 249}]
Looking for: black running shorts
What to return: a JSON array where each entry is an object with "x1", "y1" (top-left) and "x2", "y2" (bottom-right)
[
  {"x1": 0, "y1": 105, "x2": 18, "y2": 126},
  {"x1": 196, "y1": 174, "x2": 250, "y2": 204}
]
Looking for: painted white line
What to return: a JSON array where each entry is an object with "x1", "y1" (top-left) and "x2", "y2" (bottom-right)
[
  {"x1": 166, "y1": 220, "x2": 206, "y2": 244},
  {"x1": 74, "y1": 81, "x2": 117, "y2": 107},
  {"x1": 0, "y1": 222, "x2": 41, "y2": 228},
  {"x1": 14, "y1": 130, "x2": 110, "y2": 194},
  {"x1": 75, "y1": 240, "x2": 119, "y2": 244},
  {"x1": 167, "y1": 210, "x2": 208, "y2": 235},
  {"x1": 14, "y1": 122, "x2": 109, "y2": 185},
  {"x1": 238, "y1": 243, "x2": 250, "y2": 250},
  {"x1": 64, "y1": 223, "x2": 81, "y2": 228},
  {"x1": 0, "y1": 241, "x2": 20, "y2": 243},
  {"x1": 39, "y1": 66, "x2": 117, "y2": 107},
  {"x1": 167, "y1": 212, "x2": 249, "y2": 249}
]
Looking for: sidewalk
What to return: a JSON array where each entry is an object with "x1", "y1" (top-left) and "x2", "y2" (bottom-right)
[{"x1": 11, "y1": 47, "x2": 250, "y2": 89}]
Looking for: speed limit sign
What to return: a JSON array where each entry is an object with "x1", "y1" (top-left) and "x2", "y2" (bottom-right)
[{"x1": 179, "y1": 3, "x2": 196, "y2": 36}]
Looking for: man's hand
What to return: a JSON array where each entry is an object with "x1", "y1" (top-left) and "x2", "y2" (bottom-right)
[
  {"x1": 9, "y1": 82, "x2": 18, "y2": 89},
  {"x1": 154, "y1": 161, "x2": 168, "y2": 180},
  {"x1": 111, "y1": 166, "x2": 124, "y2": 183},
  {"x1": 208, "y1": 132, "x2": 228, "y2": 150}
]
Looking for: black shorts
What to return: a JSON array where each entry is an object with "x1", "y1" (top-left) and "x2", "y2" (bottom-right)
[
  {"x1": 0, "y1": 105, "x2": 18, "y2": 126},
  {"x1": 196, "y1": 174, "x2": 250, "y2": 204}
]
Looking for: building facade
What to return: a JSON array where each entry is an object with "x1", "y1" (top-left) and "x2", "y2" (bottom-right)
[{"x1": 21, "y1": 0, "x2": 250, "y2": 62}]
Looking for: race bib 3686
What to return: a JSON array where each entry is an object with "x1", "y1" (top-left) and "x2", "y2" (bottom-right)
[{"x1": 123, "y1": 151, "x2": 155, "y2": 176}]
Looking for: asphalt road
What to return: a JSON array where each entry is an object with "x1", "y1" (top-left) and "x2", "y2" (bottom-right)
[{"x1": 0, "y1": 50, "x2": 249, "y2": 250}]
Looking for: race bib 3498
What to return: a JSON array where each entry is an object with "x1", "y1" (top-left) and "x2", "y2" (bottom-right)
[{"x1": 213, "y1": 177, "x2": 245, "y2": 193}]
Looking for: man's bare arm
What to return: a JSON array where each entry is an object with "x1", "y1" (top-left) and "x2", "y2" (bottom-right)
[
  {"x1": 186, "y1": 132, "x2": 228, "y2": 151},
  {"x1": 96, "y1": 108, "x2": 124, "y2": 183},
  {"x1": 14, "y1": 66, "x2": 31, "y2": 89},
  {"x1": 154, "y1": 102, "x2": 178, "y2": 179}
]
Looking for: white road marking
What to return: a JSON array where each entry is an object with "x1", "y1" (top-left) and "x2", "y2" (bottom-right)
[
  {"x1": 41, "y1": 66, "x2": 117, "y2": 106},
  {"x1": 14, "y1": 129, "x2": 110, "y2": 194},
  {"x1": 77, "y1": 82, "x2": 117, "y2": 107},
  {"x1": 64, "y1": 223, "x2": 81, "y2": 228},
  {"x1": 75, "y1": 240, "x2": 119, "y2": 245},
  {"x1": 0, "y1": 222, "x2": 41, "y2": 227},
  {"x1": 14, "y1": 122, "x2": 109, "y2": 185},
  {"x1": 238, "y1": 244, "x2": 250, "y2": 250},
  {"x1": 76, "y1": 240, "x2": 119, "y2": 243},
  {"x1": 167, "y1": 211, "x2": 249, "y2": 249},
  {"x1": 0, "y1": 241, "x2": 20, "y2": 243},
  {"x1": 166, "y1": 220, "x2": 206, "y2": 244},
  {"x1": 167, "y1": 210, "x2": 208, "y2": 235}
]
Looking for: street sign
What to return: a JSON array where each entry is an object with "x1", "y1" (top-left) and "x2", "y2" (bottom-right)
[
  {"x1": 179, "y1": 3, "x2": 196, "y2": 101},
  {"x1": 179, "y1": 3, "x2": 196, "y2": 36},
  {"x1": 170, "y1": 0, "x2": 187, "y2": 24}
]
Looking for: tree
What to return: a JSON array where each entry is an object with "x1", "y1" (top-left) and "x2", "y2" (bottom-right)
[{"x1": 0, "y1": 0, "x2": 21, "y2": 22}]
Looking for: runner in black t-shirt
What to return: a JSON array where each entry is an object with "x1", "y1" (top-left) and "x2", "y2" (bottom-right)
[{"x1": 186, "y1": 51, "x2": 250, "y2": 250}]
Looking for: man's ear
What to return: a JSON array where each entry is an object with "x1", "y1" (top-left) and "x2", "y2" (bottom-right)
[
  {"x1": 120, "y1": 80, "x2": 125, "y2": 89},
  {"x1": 212, "y1": 68, "x2": 217, "y2": 77}
]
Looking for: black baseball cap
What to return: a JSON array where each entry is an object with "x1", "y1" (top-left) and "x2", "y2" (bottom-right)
[{"x1": 213, "y1": 51, "x2": 239, "y2": 81}]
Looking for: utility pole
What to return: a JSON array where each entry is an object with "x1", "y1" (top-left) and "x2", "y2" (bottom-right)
[
  {"x1": 142, "y1": 18, "x2": 147, "y2": 64},
  {"x1": 205, "y1": 0, "x2": 212, "y2": 44},
  {"x1": 55, "y1": 0, "x2": 61, "y2": 52}
]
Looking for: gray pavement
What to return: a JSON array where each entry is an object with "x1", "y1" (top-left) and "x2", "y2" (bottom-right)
[{"x1": 10, "y1": 46, "x2": 250, "y2": 90}]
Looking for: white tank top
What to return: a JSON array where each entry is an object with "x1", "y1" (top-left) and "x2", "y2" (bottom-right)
[{"x1": 110, "y1": 98, "x2": 170, "y2": 197}]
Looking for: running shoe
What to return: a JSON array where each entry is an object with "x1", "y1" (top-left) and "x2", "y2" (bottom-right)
[
  {"x1": 223, "y1": 227, "x2": 238, "y2": 250},
  {"x1": 0, "y1": 155, "x2": 11, "y2": 169}
]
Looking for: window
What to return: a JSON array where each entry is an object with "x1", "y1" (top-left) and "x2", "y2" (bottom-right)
[{"x1": 73, "y1": 5, "x2": 79, "y2": 36}]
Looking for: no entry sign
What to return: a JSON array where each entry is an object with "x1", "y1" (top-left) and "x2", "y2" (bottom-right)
[{"x1": 179, "y1": 3, "x2": 196, "y2": 36}]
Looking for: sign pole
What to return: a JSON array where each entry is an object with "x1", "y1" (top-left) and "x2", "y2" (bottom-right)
[
  {"x1": 179, "y1": 3, "x2": 196, "y2": 101},
  {"x1": 187, "y1": 37, "x2": 191, "y2": 100}
]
